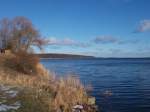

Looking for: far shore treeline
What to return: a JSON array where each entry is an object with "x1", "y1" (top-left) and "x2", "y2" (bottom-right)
[{"x1": 37, "y1": 53, "x2": 95, "y2": 59}]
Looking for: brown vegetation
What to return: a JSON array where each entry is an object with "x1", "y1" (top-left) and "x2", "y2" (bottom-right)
[
  {"x1": 5, "y1": 51, "x2": 39, "y2": 74},
  {"x1": 0, "y1": 16, "x2": 97, "y2": 112},
  {"x1": 0, "y1": 53, "x2": 96, "y2": 112},
  {"x1": 0, "y1": 17, "x2": 47, "y2": 53}
]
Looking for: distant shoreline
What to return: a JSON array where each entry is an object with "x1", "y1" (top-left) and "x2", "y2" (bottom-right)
[
  {"x1": 35, "y1": 53, "x2": 150, "y2": 59},
  {"x1": 36, "y1": 53, "x2": 95, "y2": 59}
]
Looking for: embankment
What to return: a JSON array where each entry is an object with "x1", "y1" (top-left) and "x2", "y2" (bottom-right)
[{"x1": 0, "y1": 53, "x2": 98, "y2": 112}]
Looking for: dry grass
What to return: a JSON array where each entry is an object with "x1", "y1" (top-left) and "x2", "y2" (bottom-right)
[
  {"x1": 4, "y1": 51, "x2": 40, "y2": 75},
  {"x1": 0, "y1": 53, "x2": 91, "y2": 112}
]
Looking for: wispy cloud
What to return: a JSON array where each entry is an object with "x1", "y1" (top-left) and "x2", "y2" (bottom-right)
[
  {"x1": 135, "y1": 19, "x2": 150, "y2": 32},
  {"x1": 93, "y1": 35, "x2": 140, "y2": 45},
  {"x1": 109, "y1": 49, "x2": 150, "y2": 57},
  {"x1": 118, "y1": 39, "x2": 139, "y2": 44},
  {"x1": 46, "y1": 37, "x2": 89, "y2": 48},
  {"x1": 93, "y1": 36, "x2": 119, "y2": 44}
]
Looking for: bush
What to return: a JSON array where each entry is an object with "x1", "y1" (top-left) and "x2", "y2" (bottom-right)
[{"x1": 7, "y1": 51, "x2": 39, "y2": 75}]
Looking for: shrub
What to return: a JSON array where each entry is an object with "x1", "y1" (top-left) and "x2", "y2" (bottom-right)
[{"x1": 6, "y1": 51, "x2": 39, "y2": 75}]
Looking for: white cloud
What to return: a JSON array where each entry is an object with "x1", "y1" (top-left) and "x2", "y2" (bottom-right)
[
  {"x1": 46, "y1": 37, "x2": 89, "y2": 47},
  {"x1": 93, "y1": 36, "x2": 118, "y2": 44},
  {"x1": 136, "y1": 19, "x2": 150, "y2": 32}
]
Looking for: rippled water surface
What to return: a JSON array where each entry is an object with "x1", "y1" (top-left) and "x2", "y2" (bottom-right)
[{"x1": 41, "y1": 58, "x2": 150, "y2": 112}]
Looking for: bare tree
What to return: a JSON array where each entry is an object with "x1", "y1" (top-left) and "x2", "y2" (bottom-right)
[
  {"x1": 11, "y1": 16, "x2": 40, "y2": 52},
  {"x1": 0, "y1": 18, "x2": 11, "y2": 49},
  {"x1": 0, "y1": 16, "x2": 46, "y2": 53}
]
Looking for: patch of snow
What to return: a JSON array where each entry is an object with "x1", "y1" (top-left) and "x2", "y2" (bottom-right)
[
  {"x1": 0, "y1": 101, "x2": 21, "y2": 111},
  {"x1": 73, "y1": 105, "x2": 83, "y2": 109},
  {"x1": 0, "y1": 96, "x2": 6, "y2": 99},
  {"x1": 0, "y1": 85, "x2": 11, "y2": 91},
  {"x1": 0, "y1": 85, "x2": 21, "y2": 111},
  {"x1": 5, "y1": 90, "x2": 18, "y2": 98},
  {"x1": 0, "y1": 84, "x2": 18, "y2": 98}
]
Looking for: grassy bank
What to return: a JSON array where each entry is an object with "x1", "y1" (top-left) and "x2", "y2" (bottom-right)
[{"x1": 0, "y1": 53, "x2": 97, "y2": 112}]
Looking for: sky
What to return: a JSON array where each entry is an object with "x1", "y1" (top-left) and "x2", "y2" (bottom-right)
[{"x1": 0, "y1": 0, "x2": 150, "y2": 57}]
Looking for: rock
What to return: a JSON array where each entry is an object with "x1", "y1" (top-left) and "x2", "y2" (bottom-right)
[
  {"x1": 88, "y1": 97, "x2": 95, "y2": 105},
  {"x1": 72, "y1": 105, "x2": 83, "y2": 112},
  {"x1": 73, "y1": 105, "x2": 83, "y2": 109}
]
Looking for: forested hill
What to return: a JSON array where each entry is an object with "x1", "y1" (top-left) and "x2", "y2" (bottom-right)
[{"x1": 36, "y1": 53, "x2": 95, "y2": 59}]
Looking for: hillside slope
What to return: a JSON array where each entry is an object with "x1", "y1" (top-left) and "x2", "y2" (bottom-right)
[{"x1": 0, "y1": 53, "x2": 97, "y2": 112}]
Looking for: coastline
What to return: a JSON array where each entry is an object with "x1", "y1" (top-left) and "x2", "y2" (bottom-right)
[{"x1": 0, "y1": 53, "x2": 98, "y2": 112}]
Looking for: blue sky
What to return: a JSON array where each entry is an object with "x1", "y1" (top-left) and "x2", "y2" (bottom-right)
[{"x1": 0, "y1": 0, "x2": 150, "y2": 57}]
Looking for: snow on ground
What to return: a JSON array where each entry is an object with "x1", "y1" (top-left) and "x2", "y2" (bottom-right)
[
  {"x1": 0, "y1": 84, "x2": 21, "y2": 112},
  {"x1": 0, "y1": 101, "x2": 20, "y2": 111}
]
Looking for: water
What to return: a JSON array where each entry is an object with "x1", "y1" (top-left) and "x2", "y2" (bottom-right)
[{"x1": 41, "y1": 58, "x2": 150, "y2": 112}]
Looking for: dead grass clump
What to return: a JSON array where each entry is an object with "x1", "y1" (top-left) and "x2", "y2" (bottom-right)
[
  {"x1": 0, "y1": 72, "x2": 90, "y2": 111},
  {"x1": 5, "y1": 51, "x2": 39, "y2": 75},
  {"x1": 15, "y1": 88, "x2": 52, "y2": 112},
  {"x1": 51, "y1": 76, "x2": 88, "y2": 111}
]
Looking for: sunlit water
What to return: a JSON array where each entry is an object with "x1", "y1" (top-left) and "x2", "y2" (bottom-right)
[{"x1": 41, "y1": 58, "x2": 150, "y2": 112}]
